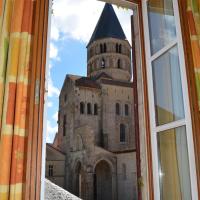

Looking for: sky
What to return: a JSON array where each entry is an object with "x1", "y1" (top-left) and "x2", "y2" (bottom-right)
[{"x1": 46, "y1": 0, "x2": 133, "y2": 143}]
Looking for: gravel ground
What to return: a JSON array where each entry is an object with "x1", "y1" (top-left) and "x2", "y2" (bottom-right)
[{"x1": 45, "y1": 179, "x2": 81, "y2": 200}]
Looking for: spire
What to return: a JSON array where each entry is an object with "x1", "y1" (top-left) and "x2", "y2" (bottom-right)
[{"x1": 88, "y1": 3, "x2": 126, "y2": 46}]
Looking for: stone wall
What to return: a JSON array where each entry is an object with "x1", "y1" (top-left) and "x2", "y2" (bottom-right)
[
  {"x1": 46, "y1": 144, "x2": 66, "y2": 188},
  {"x1": 101, "y1": 83, "x2": 134, "y2": 152},
  {"x1": 116, "y1": 152, "x2": 137, "y2": 200}
]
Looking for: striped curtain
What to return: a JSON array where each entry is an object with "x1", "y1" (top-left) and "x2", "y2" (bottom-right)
[
  {"x1": 0, "y1": 0, "x2": 34, "y2": 199},
  {"x1": 187, "y1": 0, "x2": 200, "y2": 109}
]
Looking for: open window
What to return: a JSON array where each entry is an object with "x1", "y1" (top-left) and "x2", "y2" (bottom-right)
[
  {"x1": 1, "y1": 0, "x2": 199, "y2": 199},
  {"x1": 44, "y1": 1, "x2": 140, "y2": 200}
]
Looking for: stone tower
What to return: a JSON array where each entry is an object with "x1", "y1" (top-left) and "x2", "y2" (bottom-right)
[{"x1": 87, "y1": 3, "x2": 132, "y2": 82}]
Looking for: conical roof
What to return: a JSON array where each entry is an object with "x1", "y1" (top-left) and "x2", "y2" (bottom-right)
[{"x1": 87, "y1": 3, "x2": 126, "y2": 46}]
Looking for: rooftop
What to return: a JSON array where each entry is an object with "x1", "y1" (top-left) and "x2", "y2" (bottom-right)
[{"x1": 87, "y1": 3, "x2": 127, "y2": 46}]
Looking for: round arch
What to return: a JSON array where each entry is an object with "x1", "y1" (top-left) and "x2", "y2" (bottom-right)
[
  {"x1": 72, "y1": 160, "x2": 84, "y2": 198},
  {"x1": 94, "y1": 159, "x2": 113, "y2": 200}
]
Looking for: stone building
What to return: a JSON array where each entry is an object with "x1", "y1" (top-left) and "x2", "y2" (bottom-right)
[
  {"x1": 50, "y1": 3, "x2": 137, "y2": 200},
  {"x1": 46, "y1": 143, "x2": 66, "y2": 188}
]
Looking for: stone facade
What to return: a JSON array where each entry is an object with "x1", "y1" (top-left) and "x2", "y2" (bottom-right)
[
  {"x1": 46, "y1": 144, "x2": 66, "y2": 188},
  {"x1": 48, "y1": 3, "x2": 137, "y2": 200}
]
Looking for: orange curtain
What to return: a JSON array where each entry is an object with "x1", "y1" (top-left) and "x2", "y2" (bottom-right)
[
  {"x1": 0, "y1": 0, "x2": 46, "y2": 199},
  {"x1": 187, "y1": 0, "x2": 200, "y2": 109}
]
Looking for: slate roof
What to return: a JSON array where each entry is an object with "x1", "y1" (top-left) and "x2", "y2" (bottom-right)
[
  {"x1": 75, "y1": 75, "x2": 132, "y2": 89},
  {"x1": 75, "y1": 77, "x2": 101, "y2": 89},
  {"x1": 46, "y1": 143, "x2": 66, "y2": 155},
  {"x1": 93, "y1": 72, "x2": 113, "y2": 80},
  {"x1": 87, "y1": 3, "x2": 126, "y2": 46},
  {"x1": 101, "y1": 79, "x2": 133, "y2": 88}
]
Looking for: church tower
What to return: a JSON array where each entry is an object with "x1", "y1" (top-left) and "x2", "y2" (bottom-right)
[{"x1": 87, "y1": 3, "x2": 132, "y2": 82}]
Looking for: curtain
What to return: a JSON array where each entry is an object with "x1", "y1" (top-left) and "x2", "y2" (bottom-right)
[
  {"x1": 158, "y1": 127, "x2": 192, "y2": 200},
  {"x1": 187, "y1": 0, "x2": 200, "y2": 109},
  {"x1": 0, "y1": 0, "x2": 34, "y2": 199}
]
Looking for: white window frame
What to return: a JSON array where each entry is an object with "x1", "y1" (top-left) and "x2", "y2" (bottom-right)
[{"x1": 142, "y1": 0, "x2": 198, "y2": 199}]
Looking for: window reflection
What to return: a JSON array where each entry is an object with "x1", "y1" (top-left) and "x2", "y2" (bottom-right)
[
  {"x1": 157, "y1": 126, "x2": 192, "y2": 199},
  {"x1": 152, "y1": 46, "x2": 184, "y2": 125},
  {"x1": 147, "y1": 0, "x2": 176, "y2": 54}
]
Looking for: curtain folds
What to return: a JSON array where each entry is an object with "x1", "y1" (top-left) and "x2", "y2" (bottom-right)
[
  {"x1": 0, "y1": 0, "x2": 34, "y2": 199},
  {"x1": 187, "y1": 0, "x2": 200, "y2": 109}
]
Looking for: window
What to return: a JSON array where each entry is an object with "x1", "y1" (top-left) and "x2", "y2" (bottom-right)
[
  {"x1": 64, "y1": 94, "x2": 67, "y2": 102},
  {"x1": 143, "y1": 0, "x2": 198, "y2": 198},
  {"x1": 100, "y1": 44, "x2": 103, "y2": 53},
  {"x1": 125, "y1": 104, "x2": 129, "y2": 116},
  {"x1": 117, "y1": 59, "x2": 121, "y2": 69},
  {"x1": 101, "y1": 58, "x2": 105, "y2": 68},
  {"x1": 122, "y1": 164, "x2": 127, "y2": 180},
  {"x1": 63, "y1": 115, "x2": 66, "y2": 136},
  {"x1": 119, "y1": 44, "x2": 122, "y2": 53},
  {"x1": 104, "y1": 43, "x2": 107, "y2": 53},
  {"x1": 116, "y1": 103, "x2": 120, "y2": 115},
  {"x1": 116, "y1": 43, "x2": 119, "y2": 52},
  {"x1": 94, "y1": 104, "x2": 98, "y2": 115},
  {"x1": 48, "y1": 165, "x2": 53, "y2": 177},
  {"x1": 87, "y1": 103, "x2": 92, "y2": 115},
  {"x1": 80, "y1": 102, "x2": 85, "y2": 114},
  {"x1": 120, "y1": 124, "x2": 126, "y2": 142}
]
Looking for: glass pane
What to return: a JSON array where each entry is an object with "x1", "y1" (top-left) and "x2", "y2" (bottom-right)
[
  {"x1": 147, "y1": 0, "x2": 176, "y2": 54},
  {"x1": 157, "y1": 126, "x2": 192, "y2": 200},
  {"x1": 152, "y1": 46, "x2": 184, "y2": 126}
]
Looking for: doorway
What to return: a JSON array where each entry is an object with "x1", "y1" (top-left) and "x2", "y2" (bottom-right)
[{"x1": 94, "y1": 160, "x2": 112, "y2": 200}]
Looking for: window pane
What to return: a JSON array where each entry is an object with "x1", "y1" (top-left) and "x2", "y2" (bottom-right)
[
  {"x1": 152, "y1": 46, "x2": 184, "y2": 126},
  {"x1": 157, "y1": 126, "x2": 192, "y2": 199},
  {"x1": 147, "y1": 0, "x2": 176, "y2": 54},
  {"x1": 120, "y1": 124, "x2": 126, "y2": 142}
]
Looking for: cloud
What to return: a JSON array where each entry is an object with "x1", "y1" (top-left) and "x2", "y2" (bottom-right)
[
  {"x1": 53, "y1": 111, "x2": 58, "y2": 122},
  {"x1": 51, "y1": 0, "x2": 132, "y2": 43},
  {"x1": 50, "y1": 42, "x2": 59, "y2": 60},
  {"x1": 46, "y1": 120, "x2": 57, "y2": 143},
  {"x1": 47, "y1": 101, "x2": 53, "y2": 107},
  {"x1": 48, "y1": 71, "x2": 60, "y2": 97},
  {"x1": 50, "y1": 20, "x2": 60, "y2": 41}
]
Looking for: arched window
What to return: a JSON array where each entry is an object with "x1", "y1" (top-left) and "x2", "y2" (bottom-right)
[
  {"x1": 64, "y1": 94, "x2": 67, "y2": 102},
  {"x1": 117, "y1": 59, "x2": 121, "y2": 69},
  {"x1": 116, "y1": 44, "x2": 119, "y2": 52},
  {"x1": 122, "y1": 163, "x2": 127, "y2": 180},
  {"x1": 87, "y1": 103, "x2": 92, "y2": 115},
  {"x1": 116, "y1": 103, "x2": 120, "y2": 115},
  {"x1": 80, "y1": 102, "x2": 85, "y2": 114},
  {"x1": 125, "y1": 104, "x2": 129, "y2": 116},
  {"x1": 120, "y1": 124, "x2": 126, "y2": 142},
  {"x1": 90, "y1": 66, "x2": 94, "y2": 73},
  {"x1": 101, "y1": 58, "x2": 105, "y2": 68},
  {"x1": 94, "y1": 104, "x2": 98, "y2": 115},
  {"x1": 104, "y1": 43, "x2": 107, "y2": 53},
  {"x1": 100, "y1": 44, "x2": 103, "y2": 53},
  {"x1": 119, "y1": 44, "x2": 122, "y2": 53}
]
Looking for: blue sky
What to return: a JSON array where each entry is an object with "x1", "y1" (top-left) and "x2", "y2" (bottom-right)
[{"x1": 46, "y1": 0, "x2": 132, "y2": 143}]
